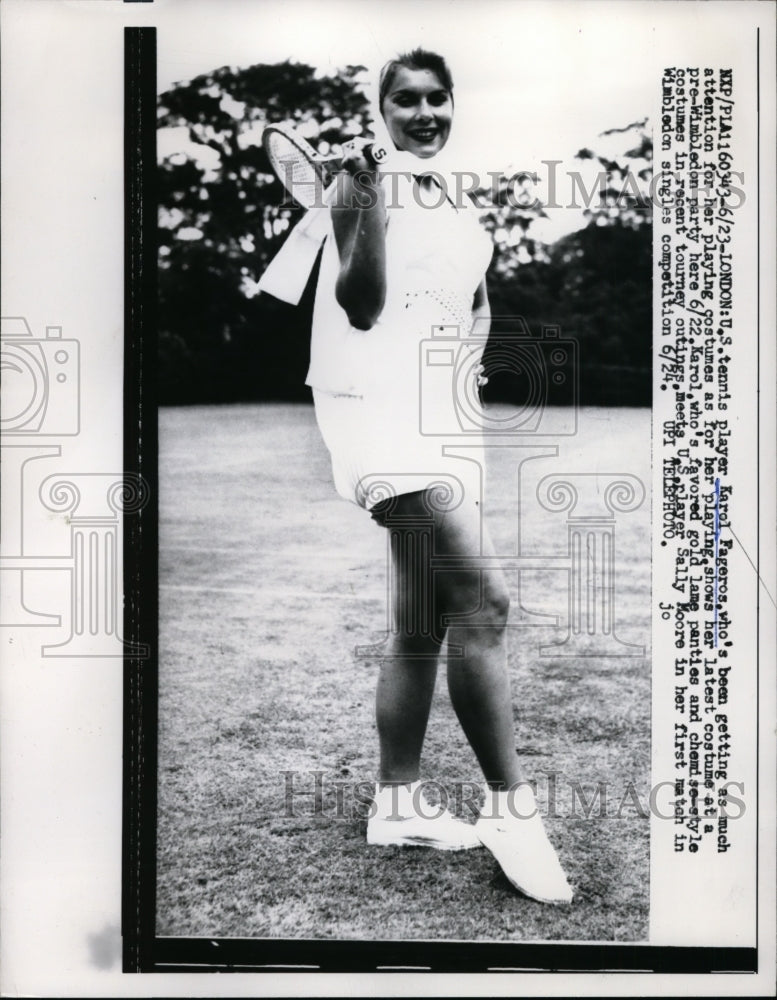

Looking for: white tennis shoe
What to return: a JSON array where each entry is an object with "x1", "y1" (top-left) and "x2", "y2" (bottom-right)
[
  {"x1": 475, "y1": 784, "x2": 573, "y2": 904},
  {"x1": 366, "y1": 781, "x2": 482, "y2": 851}
]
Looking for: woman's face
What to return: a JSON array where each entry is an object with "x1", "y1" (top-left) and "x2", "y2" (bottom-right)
[{"x1": 381, "y1": 66, "x2": 452, "y2": 158}]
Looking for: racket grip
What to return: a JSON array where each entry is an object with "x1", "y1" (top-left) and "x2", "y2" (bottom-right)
[
  {"x1": 367, "y1": 141, "x2": 390, "y2": 166},
  {"x1": 339, "y1": 137, "x2": 385, "y2": 172}
]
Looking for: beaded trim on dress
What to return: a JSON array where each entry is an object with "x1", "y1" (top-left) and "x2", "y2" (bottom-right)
[{"x1": 404, "y1": 288, "x2": 474, "y2": 332}]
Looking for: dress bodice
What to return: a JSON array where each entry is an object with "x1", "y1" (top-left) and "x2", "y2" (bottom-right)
[{"x1": 306, "y1": 172, "x2": 493, "y2": 396}]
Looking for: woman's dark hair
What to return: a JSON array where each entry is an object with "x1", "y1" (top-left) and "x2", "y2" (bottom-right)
[{"x1": 378, "y1": 48, "x2": 454, "y2": 109}]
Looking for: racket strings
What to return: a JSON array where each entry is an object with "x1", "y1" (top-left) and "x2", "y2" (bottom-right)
[{"x1": 264, "y1": 131, "x2": 326, "y2": 208}]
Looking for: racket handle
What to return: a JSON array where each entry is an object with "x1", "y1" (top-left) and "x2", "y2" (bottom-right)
[
  {"x1": 367, "y1": 140, "x2": 390, "y2": 166},
  {"x1": 339, "y1": 137, "x2": 387, "y2": 171}
]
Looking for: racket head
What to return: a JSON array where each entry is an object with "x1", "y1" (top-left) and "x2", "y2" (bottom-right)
[{"x1": 262, "y1": 124, "x2": 329, "y2": 208}]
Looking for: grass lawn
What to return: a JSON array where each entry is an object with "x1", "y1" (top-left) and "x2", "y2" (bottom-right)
[{"x1": 157, "y1": 402, "x2": 651, "y2": 941}]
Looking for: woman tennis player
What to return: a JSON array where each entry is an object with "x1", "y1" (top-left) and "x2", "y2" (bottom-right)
[{"x1": 266, "y1": 49, "x2": 572, "y2": 905}]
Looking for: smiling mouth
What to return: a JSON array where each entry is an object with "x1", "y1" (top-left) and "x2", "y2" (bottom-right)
[{"x1": 407, "y1": 128, "x2": 438, "y2": 142}]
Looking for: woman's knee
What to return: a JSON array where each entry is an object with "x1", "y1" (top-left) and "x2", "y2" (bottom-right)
[
  {"x1": 389, "y1": 629, "x2": 443, "y2": 659},
  {"x1": 480, "y1": 573, "x2": 511, "y2": 628},
  {"x1": 446, "y1": 569, "x2": 510, "y2": 630},
  {"x1": 485, "y1": 576, "x2": 511, "y2": 626}
]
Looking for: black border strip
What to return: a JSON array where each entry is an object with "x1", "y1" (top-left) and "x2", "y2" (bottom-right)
[
  {"x1": 123, "y1": 25, "x2": 159, "y2": 974},
  {"x1": 122, "y1": 25, "x2": 760, "y2": 976},
  {"x1": 755, "y1": 23, "x2": 761, "y2": 953},
  {"x1": 150, "y1": 938, "x2": 755, "y2": 974}
]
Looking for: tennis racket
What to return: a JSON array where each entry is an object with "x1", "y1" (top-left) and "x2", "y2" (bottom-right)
[{"x1": 262, "y1": 124, "x2": 387, "y2": 208}]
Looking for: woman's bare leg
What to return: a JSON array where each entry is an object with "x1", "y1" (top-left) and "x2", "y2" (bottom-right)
[
  {"x1": 375, "y1": 635, "x2": 440, "y2": 784},
  {"x1": 374, "y1": 495, "x2": 442, "y2": 782},
  {"x1": 373, "y1": 491, "x2": 523, "y2": 789},
  {"x1": 434, "y1": 504, "x2": 525, "y2": 789},
  {"x1": 371, "y1": 493, "x2": 572, "y2": 899}
]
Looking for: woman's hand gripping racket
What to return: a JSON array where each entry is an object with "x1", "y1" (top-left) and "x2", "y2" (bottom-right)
[{"x1": 262, "y1": 124, "x2": 387, "y2": 208}]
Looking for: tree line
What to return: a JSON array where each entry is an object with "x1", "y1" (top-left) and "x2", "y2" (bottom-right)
[{"x1": 157, "y1": 61, "x2": 652, "y2": 406}]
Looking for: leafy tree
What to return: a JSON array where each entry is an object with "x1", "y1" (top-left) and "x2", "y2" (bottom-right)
[
  {"x1": 575, "y1": 118, "x2": 653, "y2": 229},
  {"x1": 157, "y1": 61, "x2": 369, "y2": 402},
  {"x1": 481, "y1": 120, "x2": 652, "y2": 407}
]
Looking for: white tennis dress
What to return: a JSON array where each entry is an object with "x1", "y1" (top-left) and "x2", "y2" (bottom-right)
[{"x1": 306, "y1": 173, "x2": 493, "y2": 513}]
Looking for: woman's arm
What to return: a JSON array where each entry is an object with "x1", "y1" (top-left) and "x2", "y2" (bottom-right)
[
  {"x1": 471, "y1": 278, "x2": 490, "y2": 335},
  {"x1": 331, "y1": 162, "x2": 387, "y2": 331},
  {"x1": 471, "y1": 279, "x2": 491, "y2": 387}
]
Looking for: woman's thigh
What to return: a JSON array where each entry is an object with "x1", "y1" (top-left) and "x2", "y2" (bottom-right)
[{"x1": 381, "y1": 490, "x2": 509, "y2": 629}]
